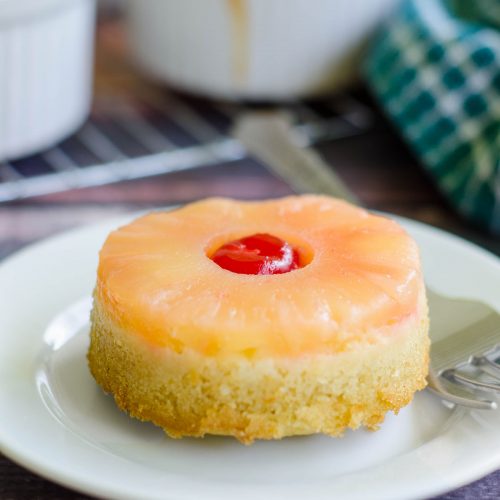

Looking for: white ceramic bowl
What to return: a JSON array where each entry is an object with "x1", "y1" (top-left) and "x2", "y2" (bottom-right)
[
  {"x1": 127, "y1": 0, "x2": 399, "y2": 101},
  {"x1": 0, "y1": 0, "x2": 96, "y2": 161}
]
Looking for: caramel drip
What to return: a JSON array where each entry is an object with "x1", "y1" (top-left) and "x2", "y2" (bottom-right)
[{"x1": 226, "y1": 0, "x2": 249, "y2": 88}]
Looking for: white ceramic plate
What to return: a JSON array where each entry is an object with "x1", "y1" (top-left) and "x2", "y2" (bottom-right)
[{"x1": 1, "y1": 213, "x2": 499, "y2": 500}]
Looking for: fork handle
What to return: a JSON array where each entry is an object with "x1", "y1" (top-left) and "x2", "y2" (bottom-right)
[{"x1": 232, "y1": 111, "x2": 359, "y2": 204}]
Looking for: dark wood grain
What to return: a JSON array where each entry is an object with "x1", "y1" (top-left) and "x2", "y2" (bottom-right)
[{"x1": 1, "y1": 15, "x2": 499, "y2": 500}]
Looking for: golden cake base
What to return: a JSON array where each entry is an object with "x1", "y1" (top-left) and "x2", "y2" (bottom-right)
[{"x1": 88, "y1": 299, "x2": 429, "y2": 445}]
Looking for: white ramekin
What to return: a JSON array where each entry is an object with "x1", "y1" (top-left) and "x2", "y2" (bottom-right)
[
  {"x1": 127, "y1": 0, "x2": 398, "y2": 101},
  {"x1": 0, "y1": 0, "x2": 96, "y2": 161}
]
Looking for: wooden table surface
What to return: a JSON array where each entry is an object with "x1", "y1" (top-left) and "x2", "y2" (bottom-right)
[{"x1": 1, "y1": 16, "x2": 499, "y2": 500}]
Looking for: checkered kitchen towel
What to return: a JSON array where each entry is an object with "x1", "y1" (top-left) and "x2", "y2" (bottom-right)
[{"x1": 365, "y1": 0, "x2": 500, "y2": 234}]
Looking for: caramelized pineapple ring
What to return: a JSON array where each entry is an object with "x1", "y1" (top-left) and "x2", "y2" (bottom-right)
[{"x1": 96, "y1": 196, "x2": 423, "y2": 357}]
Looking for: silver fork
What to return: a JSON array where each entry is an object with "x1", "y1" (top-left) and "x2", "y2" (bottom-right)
[
  {"x1": 234, "y1": 110, "x2": 500, "y2": 411},
  {"x1": 426, "y1": 290, "x2": 500, "y2": 410}
]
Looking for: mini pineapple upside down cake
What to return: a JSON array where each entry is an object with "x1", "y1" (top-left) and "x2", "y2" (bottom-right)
[{"x1": 88, "y1": 195, "x2": 429, "y2": 444}]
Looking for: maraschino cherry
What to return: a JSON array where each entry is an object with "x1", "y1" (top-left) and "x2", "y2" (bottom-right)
[{"x1": 211, "y1": 233, "x2": 300, "y2": 275}]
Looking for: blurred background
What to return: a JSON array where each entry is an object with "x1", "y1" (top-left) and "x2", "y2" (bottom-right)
[
  {"x1": 1, "y1": 0, "x2": 499, "y2": 496},
  {"x1": 1, "y1": 0, "x2": 499, "y2": 263}
]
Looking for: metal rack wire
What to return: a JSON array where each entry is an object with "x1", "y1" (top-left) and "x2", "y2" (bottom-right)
[{"x1": 0, "y1": 92, "x2": 374, "y2": 202}]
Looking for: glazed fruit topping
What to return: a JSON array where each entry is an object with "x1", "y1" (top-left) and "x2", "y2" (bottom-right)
[{"x1": 211, "y1": 233, "x2": 300, "y2": 275}]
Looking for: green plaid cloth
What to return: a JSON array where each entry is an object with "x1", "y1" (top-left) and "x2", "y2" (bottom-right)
[{"x1": 364, "y1": 0, "x2": 500, "y2": 234}]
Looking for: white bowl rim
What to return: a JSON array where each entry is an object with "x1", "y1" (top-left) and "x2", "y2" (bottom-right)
[{"x1": 0, "y1": 0, "x2": 92, "y2": 24}]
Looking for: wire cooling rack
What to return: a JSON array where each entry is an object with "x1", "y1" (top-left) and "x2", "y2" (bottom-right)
[{"x1": 0, "y1": 91, "x2": 374, "y2": 202}]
